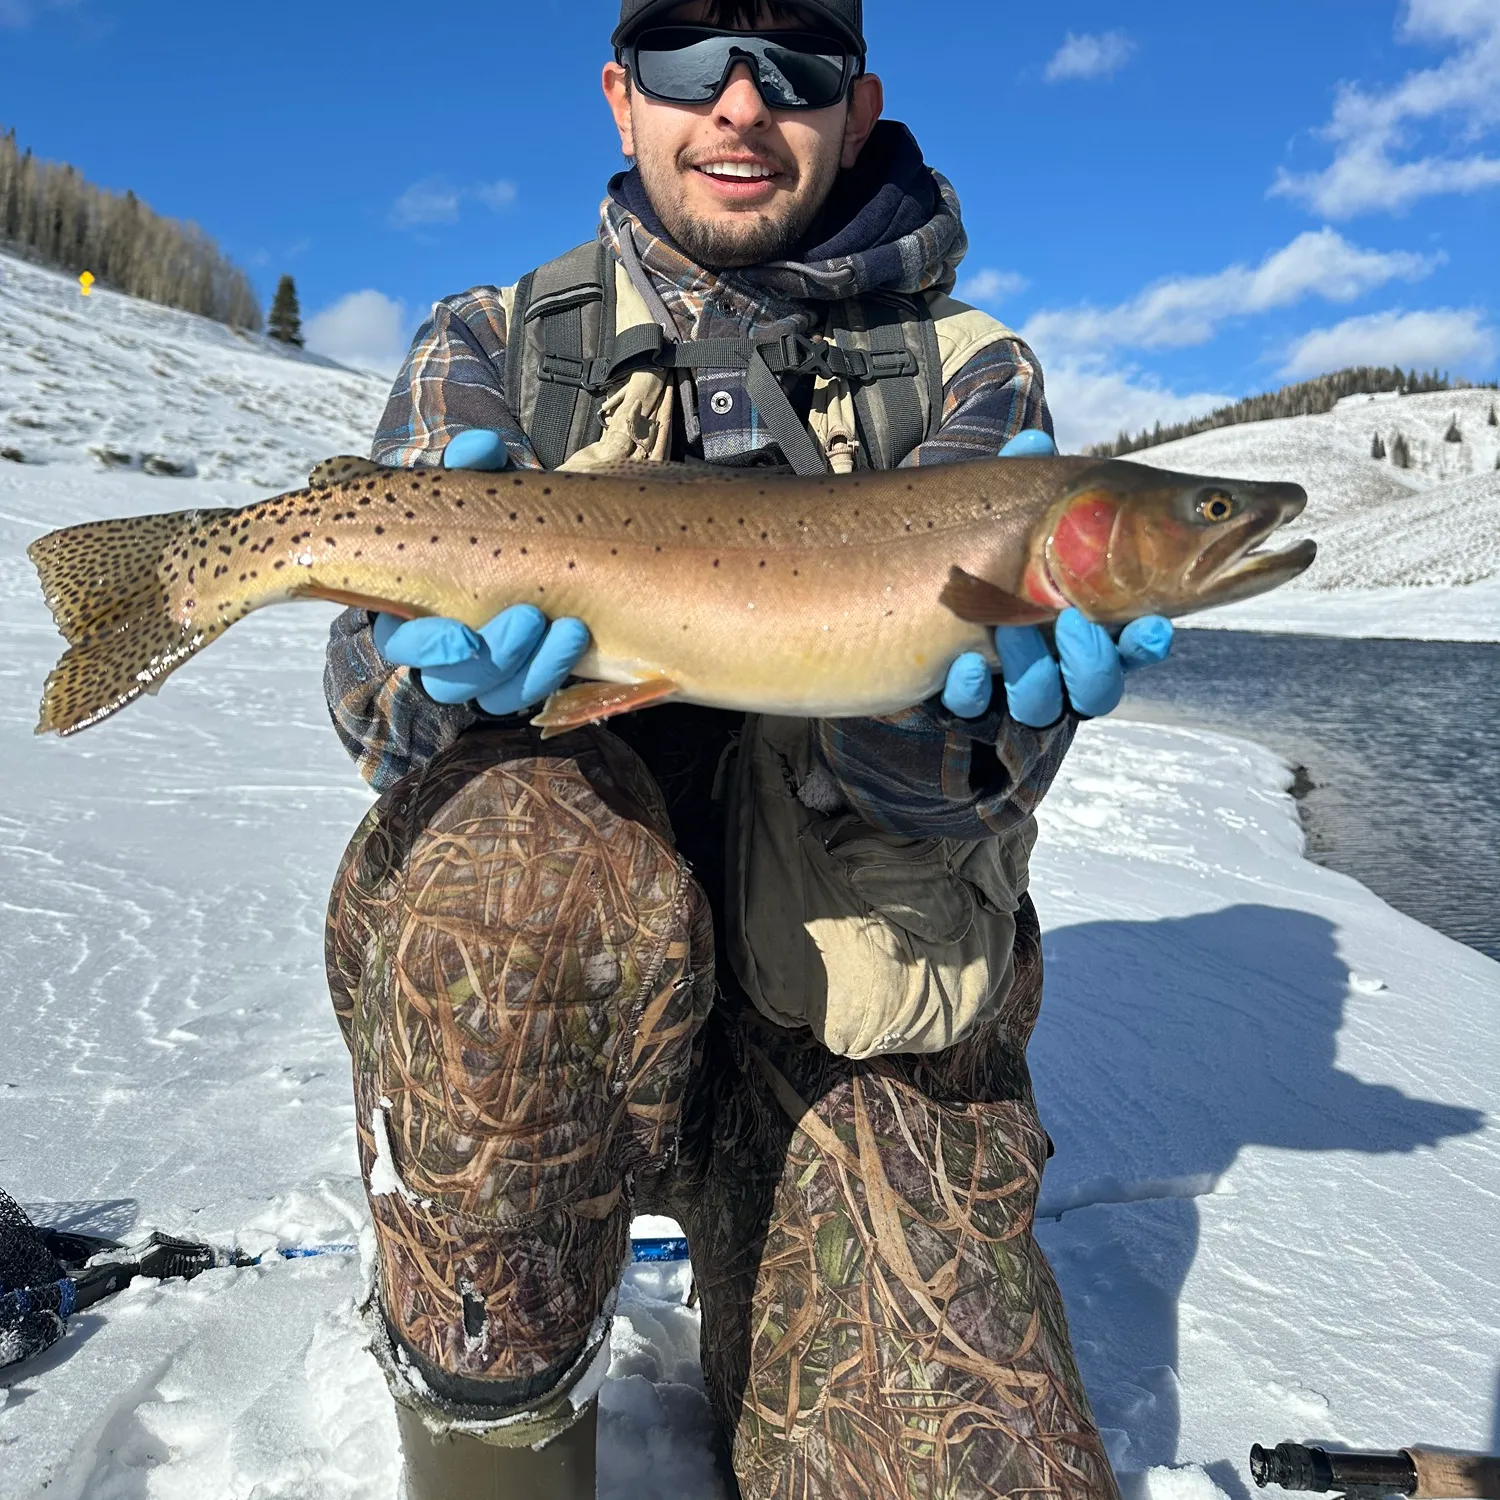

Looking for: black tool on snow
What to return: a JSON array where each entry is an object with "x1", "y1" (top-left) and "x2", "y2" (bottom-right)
[
  {"x1": 0, "y1": 1187, "x2": 369, "y2": 1373},
  {"x1": 1253, "y1": 1443, "x2": 1500, "y2": 1500},
  {"x1": 0, "y1": 1186, "x2": 255, "y2": 1370}
]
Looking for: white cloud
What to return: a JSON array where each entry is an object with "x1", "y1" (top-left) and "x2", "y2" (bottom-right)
[
  {"x1": 1280, "y1": 306, "x2": 1496, "y2": 377},
  {"x1": 304, "y1": 290, "x2": 411, "y2": 376},
  {"x1": 390, "y1": 179, "x2": 462, "y2": 228},
  {"x1": 1044, "y1": 31, "x2": 1136, "y2": 83},
  {"x1": 1044, "y1": 357, "x2": 1233, "y2": 454},
  {"x1": 1271, "y1": 0, "x2": 1500, "y2": 217},
  {"x1": 1021, "y1": 229, "x2": 1439, "y2": 353},
  {"x1": 390, "y1": 177, "x2": 518, "y2": 229},
  {"x1": 474, "y1": 180, "x2": 518, "y2": 211},
  {"x1": 956, "y1": 267, "x2": 1029, "y2": 304}
]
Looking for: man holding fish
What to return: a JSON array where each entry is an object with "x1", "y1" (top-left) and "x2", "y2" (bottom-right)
[
  {"x1": 323, "y1": 4, "x2": 1225, "y2": 1498},
  {"x1": 329, "y1": 6, "x2": 1163, "y2": 1494},
  {"x1": 27, "y1": 1, "x2": 1315, "y2": 1495}
]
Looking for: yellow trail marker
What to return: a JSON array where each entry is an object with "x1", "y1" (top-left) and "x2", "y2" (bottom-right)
[{"x1": 79, "y1": 271, "x2": 95, "y2": 296}]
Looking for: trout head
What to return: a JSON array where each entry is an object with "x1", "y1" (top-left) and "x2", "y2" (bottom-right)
[{"x1": 1022, "y1": 461, "x2": 1316, "y2": 623}]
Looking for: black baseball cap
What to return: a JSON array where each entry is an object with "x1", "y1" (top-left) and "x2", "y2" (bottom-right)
[{"x1": 613, "y1": 0, "x2": 865, "y2": 58}]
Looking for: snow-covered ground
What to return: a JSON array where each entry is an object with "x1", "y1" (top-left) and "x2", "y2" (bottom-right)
[
  {"x1": 2, "y1": 253, "x2": 1497, "y2": 1497},
  {"x1": 1125, "y1": 389, "x2": 1500, "y2": 641}
]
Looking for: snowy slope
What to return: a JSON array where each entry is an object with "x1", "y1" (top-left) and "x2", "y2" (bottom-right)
[
  {"x1": 1124, "y1": 390, "x2": 1500, "y2": 640},
  {"x1": 1, "y1": 254, "x2": 1497, "y2": 1498},
  {"x1": 0, "y1": 249, "x2": 390, "y2": 489}
]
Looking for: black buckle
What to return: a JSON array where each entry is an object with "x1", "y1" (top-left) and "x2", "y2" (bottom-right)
[
  {"x1": 764, "y1": 332, "x2": 831, "y2": 379},
  {"x1": 763, "y1": 334, "x2": 916, "y2": 383},
  {"x1": 538, "y1": 353, "x2": 609, "y2": 392}
]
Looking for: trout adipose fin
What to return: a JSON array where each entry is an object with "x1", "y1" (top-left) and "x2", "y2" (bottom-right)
[{"x1": 308, "y1": 456, "x2": 384, "y2": 487}]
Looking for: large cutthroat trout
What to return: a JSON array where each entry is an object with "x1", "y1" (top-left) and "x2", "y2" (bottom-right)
[{"x1": 29, "y1": 454, "x2": 1314, "y2": 738}]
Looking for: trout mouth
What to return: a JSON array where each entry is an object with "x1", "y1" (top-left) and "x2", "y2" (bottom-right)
[{"x1": 1187, "y1": 486, "x2": 1317, "y2": 607}]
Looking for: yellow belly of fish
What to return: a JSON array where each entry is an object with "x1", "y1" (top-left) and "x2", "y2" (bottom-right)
[{"x1": 349, "y1": 537, "x2": 998, "y2": 718}]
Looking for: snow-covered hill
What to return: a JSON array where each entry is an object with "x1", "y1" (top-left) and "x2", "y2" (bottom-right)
[
  {"x1": 1124, "y1": 389, "x2": 1500, "y2": 639},
  {"x1": 0, "y1": 249, "x2": 390, "y2": 488}
]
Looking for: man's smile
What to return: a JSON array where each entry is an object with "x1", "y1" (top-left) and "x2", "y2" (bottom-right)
[{"x1": 685, "y1": 150, "x2": 788, "y2": 202}]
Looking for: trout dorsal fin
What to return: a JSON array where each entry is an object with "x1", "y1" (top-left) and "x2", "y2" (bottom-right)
[
  {"x1": 560, "y1": 458, "x2": 795, "y2": 485},
  {"x1": 308, "y1": 456, "x2": 384, "y2": 488},
  {"x1": 940, "y1": 567, "x2": 1056, "y2": 626}
]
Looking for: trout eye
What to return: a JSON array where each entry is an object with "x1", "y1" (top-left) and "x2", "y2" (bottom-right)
[{"x1": 1197, "y1": 490, "x2": 1238, "y2": 523}]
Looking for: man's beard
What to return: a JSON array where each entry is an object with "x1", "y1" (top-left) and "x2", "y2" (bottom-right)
[{"x1": 632, "y1": 124, "x2": 844, "y2": 269}]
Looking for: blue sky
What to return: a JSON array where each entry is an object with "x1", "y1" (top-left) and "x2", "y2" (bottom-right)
[{"x1": 3, "y1": 0, "x2": 1496, "y2": 448}]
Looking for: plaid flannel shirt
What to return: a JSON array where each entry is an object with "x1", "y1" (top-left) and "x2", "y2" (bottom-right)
[{"x1": 325, "y1": 166, "x2": 1075, "y2": 838}]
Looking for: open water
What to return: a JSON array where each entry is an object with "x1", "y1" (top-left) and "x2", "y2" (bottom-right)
[{"x1": 1119, "y1": 629, "x2": 1500, "y2": 964}]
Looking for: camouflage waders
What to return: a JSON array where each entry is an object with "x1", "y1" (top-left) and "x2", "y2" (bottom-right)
[{"x1": 326, "y1": 724, "x2": 1118, "y2": 1500}]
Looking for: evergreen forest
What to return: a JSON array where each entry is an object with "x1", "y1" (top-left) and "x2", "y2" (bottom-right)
[{"x1": 0, "y1": 128, "x2": 262, "y2": 332}]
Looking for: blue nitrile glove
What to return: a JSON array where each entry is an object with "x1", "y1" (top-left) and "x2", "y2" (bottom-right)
[
  {"x1": 374, "y1": 430, "x2": 589, "y2": 713},
  {"x1": 442, "y1": 428, "x2": 508, "y2": 471},
  {"x1": 941, "y1": 430, "x2": 1174, "y2": 726},
  {"x1": 374, "y1": 606, "x2": 590, "y2": 715}
]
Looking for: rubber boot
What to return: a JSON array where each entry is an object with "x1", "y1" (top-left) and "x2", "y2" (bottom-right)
[{"x1": 396, "y1": 1397, "x2": 598, "y2": 1500}]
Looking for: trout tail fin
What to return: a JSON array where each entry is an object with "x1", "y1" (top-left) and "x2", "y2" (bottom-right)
[{"x1": 28, "y1": 508, "x2": 236, "y2": 736}]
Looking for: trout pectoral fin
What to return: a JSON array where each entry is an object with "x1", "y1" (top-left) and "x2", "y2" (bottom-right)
[
  {"x1": 940, "y1": 567, "x2": 1056, "y2": 625},
  {"x1": 531, "y1": 677, "x2": 680, "y2": 738},
  {"x1": 308, "y1": 456, "x2": 385, "y2": 488}
]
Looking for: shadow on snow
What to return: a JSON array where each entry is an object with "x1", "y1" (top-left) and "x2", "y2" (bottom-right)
[{"x1": 1029, "y1": 904, "x2": 1485, "y2": 1481}]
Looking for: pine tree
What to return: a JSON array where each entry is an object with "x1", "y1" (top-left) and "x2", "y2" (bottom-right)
[
  {"x1": 1444, "y1": 415, "x2": 1462, "y2": 443},
  {"x1": 1371, "y1": 432, "x2": 1386, "y2": 460},
  {"x1": 267, "y1": 275, "x2": 304, "y2": 346},
  {"x1": 1488, "y1": 402, "x2": 1497, "y2": 427},
  {"x1": 1391, "y1": 432, "x2": 1412, "y2": 469}
]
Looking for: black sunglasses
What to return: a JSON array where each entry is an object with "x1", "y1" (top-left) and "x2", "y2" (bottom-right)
[{"x1": 622, "y1": 26, "x2": 861, "y2": 112}]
